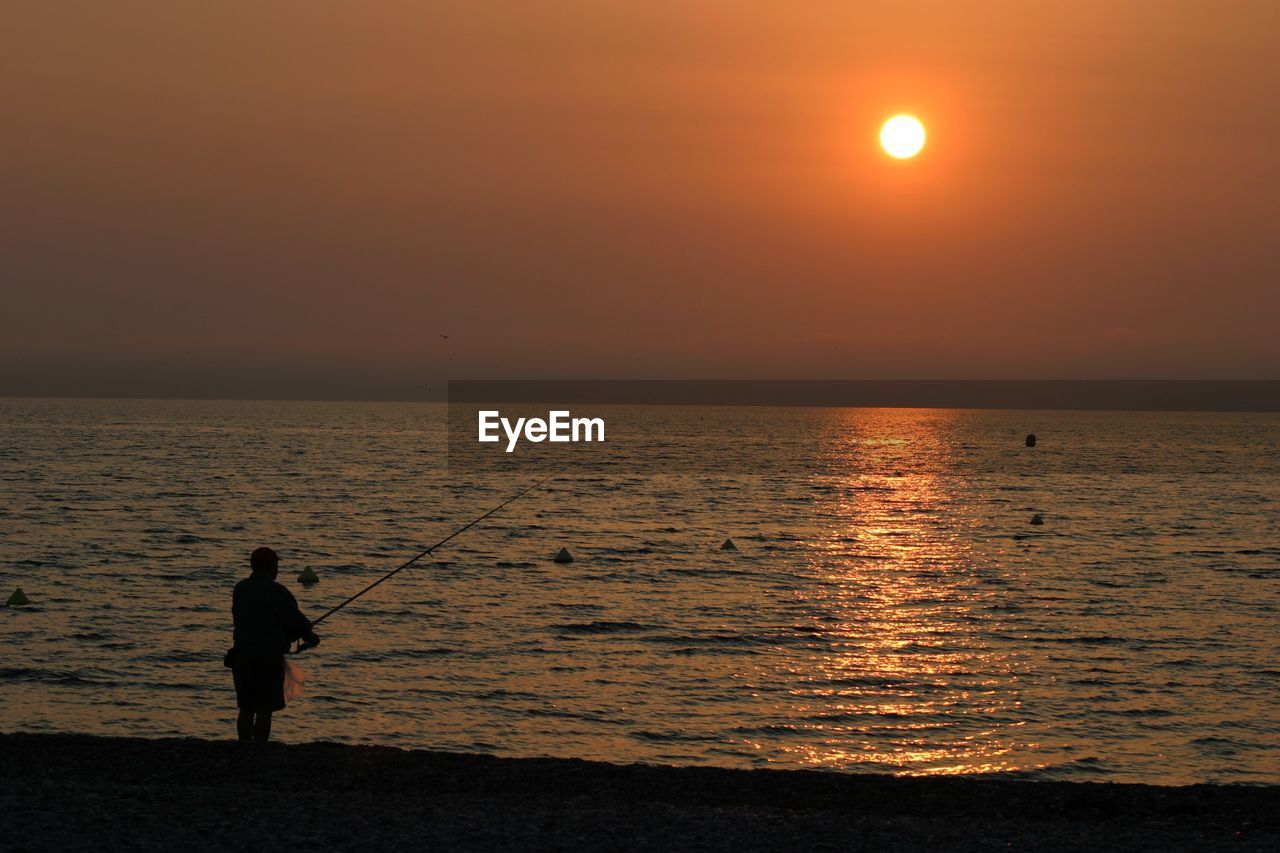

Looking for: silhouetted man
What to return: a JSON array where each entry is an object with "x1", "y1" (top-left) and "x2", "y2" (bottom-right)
[{"x1": 229, "y1": 546, "x2": 320, "y2": 743}]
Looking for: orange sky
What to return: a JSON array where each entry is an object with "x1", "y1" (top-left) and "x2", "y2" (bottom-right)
[{"x1": 3, "y1": 1, "x2": 1278, "y2": 397}]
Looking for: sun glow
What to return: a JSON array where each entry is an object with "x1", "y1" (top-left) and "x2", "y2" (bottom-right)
[{"x1": 880, "y1": 115, "x2": 926, "y2": 159}]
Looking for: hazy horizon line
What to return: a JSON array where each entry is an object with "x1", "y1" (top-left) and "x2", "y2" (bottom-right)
[{"x1": 5, "y1": 379, "x2": 1279, "y2": 412}]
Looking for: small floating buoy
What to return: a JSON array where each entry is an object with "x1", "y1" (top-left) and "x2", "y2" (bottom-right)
[
  {"x1": 720, "y1": 538, "x2": 738, "y2": 551},
  {"x1": 553, "y1": 547, "x2": 574, "y2": 564},
  {"x1": 6, "y1": 587, "x2": 30, "y2": 607},
  {"x1": 1025, "y1": 433, "x2": 1037, "y2": 447},
  {"x1": 1030, "y1": 513, "x2": 1044, "y2": 526},
  {"x1": 297, "y1": 567, "x2": 319, "y2": 585}
]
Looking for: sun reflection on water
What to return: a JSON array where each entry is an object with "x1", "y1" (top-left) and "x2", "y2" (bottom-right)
[{"x1": 747, "y1": 408, "x2": 1040, "y2": 775}]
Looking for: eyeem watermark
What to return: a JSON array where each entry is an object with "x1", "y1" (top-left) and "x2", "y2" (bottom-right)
[{"x1": 478, "y1": 410, "x2": 606, "y2": 453}]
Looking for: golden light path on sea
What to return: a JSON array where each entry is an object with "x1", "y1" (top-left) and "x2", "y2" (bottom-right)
[{"x1": 734, "y1": 409, "x2": 1047, "y2": 776}]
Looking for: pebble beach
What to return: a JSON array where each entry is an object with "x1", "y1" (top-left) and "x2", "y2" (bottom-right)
[{"x1": 1, "y1": 732, "x2": 1276, "y2": 851}]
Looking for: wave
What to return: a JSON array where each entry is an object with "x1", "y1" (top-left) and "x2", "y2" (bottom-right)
[
  {"x1": 639, "y1": 632, "x2": 774, "y2": 649},
  {"x1": 1044, "y1": 635, "x2": 1131, "y2": 645},
  {"x1": 632, "y1": 729, "x2": 709, "y2": 743},
  {"x1": 552, "y1": 621, "x2": 650, "y2": 634},
  {"x1": 971, "y1": 756, "x2": 1112, "y2": 782},
  {"x1": 0, "y1": 667, "x2": 111, "y2": 687}
]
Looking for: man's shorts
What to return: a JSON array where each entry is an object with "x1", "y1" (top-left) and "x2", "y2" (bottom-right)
[{"x1": 232, "y1": 652, "x2": 286, "y2": 711}]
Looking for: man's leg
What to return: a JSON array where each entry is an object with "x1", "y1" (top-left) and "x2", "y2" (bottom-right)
[
  {"x1": 237, "y1": 710, "x2": 254, "y2": 742},
  {"x1": 253, "y1": 709, "x2": 273, "y2": 743}
]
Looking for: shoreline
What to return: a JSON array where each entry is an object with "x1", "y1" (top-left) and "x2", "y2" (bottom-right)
[{"x1": 1, "y1": 732, "x2": 1276, "y2": 851}]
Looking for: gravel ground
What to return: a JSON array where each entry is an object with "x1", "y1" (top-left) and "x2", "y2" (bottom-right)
[{"x1": 1, "y1": 732, "x2": 1276, "y2": 851}]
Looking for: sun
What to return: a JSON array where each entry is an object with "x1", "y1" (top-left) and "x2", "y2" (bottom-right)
[{"x1": 880, "y1": 115, "x2": 926, "y2": 159}]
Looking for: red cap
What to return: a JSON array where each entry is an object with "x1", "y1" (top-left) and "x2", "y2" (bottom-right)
[{"x1": 250, "y1": 546, "x2": 279, "y2": 571}]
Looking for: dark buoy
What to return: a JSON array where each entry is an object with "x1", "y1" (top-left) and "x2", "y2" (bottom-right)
[
  {"x1": 1030, "y1": 513, "x2": 1044, "y2": 525},
  {"x1": 553, "y1": 547, "x2": 574, "y2": 564},
  {"x1": 6, "y1": 587, "x2": 30, "y2": 607},
  {"x1": 297, "y1": 567, "x2": 319, "y2": 585},
  {"x1": 1025, "y1": 433, "x2": 1037, "y2": 448},
  {"x1": 720, "y1": 538, "x2": 738, "y2": 551}
]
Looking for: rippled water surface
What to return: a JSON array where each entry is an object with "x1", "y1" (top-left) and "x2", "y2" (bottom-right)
[{"x1": 1, "y1": 399, "x2": 1277, "y2": 784}]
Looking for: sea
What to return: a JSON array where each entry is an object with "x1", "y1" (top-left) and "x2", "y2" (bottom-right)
[{"x1": 1, "y1": 398, "x2": 1277, "y2": 785}]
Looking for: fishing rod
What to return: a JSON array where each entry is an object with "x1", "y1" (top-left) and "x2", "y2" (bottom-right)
[{"x1": 292, "y1": 469, "x2": 562, "y2": 652}]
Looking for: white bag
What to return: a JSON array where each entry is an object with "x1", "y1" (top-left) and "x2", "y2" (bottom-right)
[{"x1": 283, "y1": 659, "x2": 306, "y2": 703}]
